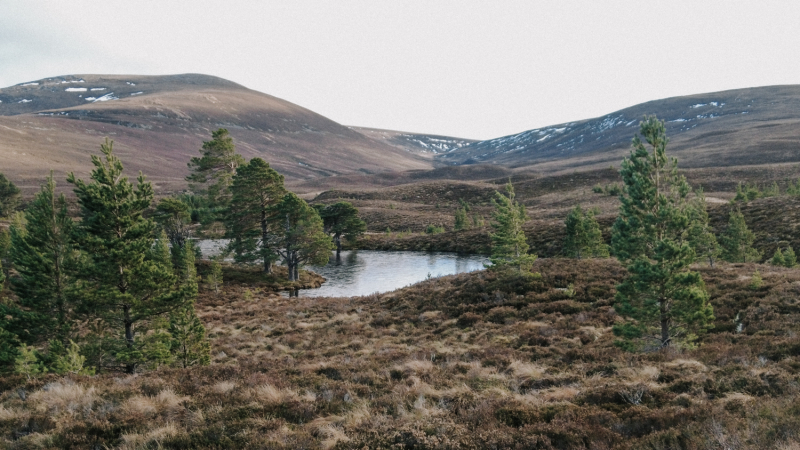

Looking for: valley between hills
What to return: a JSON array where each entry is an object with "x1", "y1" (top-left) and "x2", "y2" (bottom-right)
[{"x1": 1, "y1": 75, "x2": 800, "y2": 448}]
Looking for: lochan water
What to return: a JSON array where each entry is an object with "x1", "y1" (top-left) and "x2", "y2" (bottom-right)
[
  {"x1": 195, "y1": 241, "x2": 488, "y2": 298},
  {"x1": 290, "y1": 250, "x2": 489, "y2": 297}
]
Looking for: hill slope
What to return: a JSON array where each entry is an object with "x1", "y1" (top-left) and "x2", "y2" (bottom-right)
[
  {"x1": 438, "y1": 85, "x2": 800, "y2": 171},
  {"x1": 0, "y1": 74, "x2": 432, "y2": 193}
]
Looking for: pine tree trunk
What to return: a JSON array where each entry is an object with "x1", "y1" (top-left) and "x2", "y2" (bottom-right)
[
  {"x1": 335, "y1": 234, "x2": 342, "y2": 259},
  {"x1": 124, "y1": 305, "x2": 135, "y2": 373},
  {"x1": 261, "y1": 209, "x2": 271, "y2": 274},
  {"x1": 660, "y1": 302, "x2": 670, "y2": 347}
]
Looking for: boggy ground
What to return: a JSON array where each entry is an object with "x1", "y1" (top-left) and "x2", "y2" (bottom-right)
[{"x1": 1, "y1": 258, "x2": 800, "y2": 448}]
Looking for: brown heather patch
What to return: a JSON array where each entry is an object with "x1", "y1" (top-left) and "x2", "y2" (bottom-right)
[{"x1": 1, "y1": 258, "x2": 800, "y2": 447}]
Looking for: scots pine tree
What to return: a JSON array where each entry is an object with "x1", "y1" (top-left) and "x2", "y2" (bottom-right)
[
  {"x1": 68, "y1": 138, "x2": 194, "y2": 373},
  {"x1": 315, "y1": 202, "x2": 366, "y2": 258},
  {"x1": 10, "y1": 173, "x2": 77, "y2": 344},
  {"x1": 489, "y1": 182, "x2": 536, "y2": 271},
  {"x1": 0, "y1": 173, "x2": 21, "y2": 217},
  {"x1": 226, "y1": 158, "x2": 286, "y2": 273},
  {"x1": 168, "y1": 240, "x2": 209, "y2": 367},
  {"x1": 611, "y1": 116, "x2": 714, "y2": 349},
  {"x1": 153, "y1": 198, "x2": 192, "y2": 249},
  {"x1": 772, "y1": 248, "x2": 786, "y2": 266},
  {"x1": 719, "y1": 208, "x2": 761, "y2": 263},
  {"x1": 187, "y1": 128, "x2": 245, "y2": 208},
  {"x1": 563, "y1": 205, "x2": 608, "y2": 259},
  {"x1": 783, "y1": 246, "x2": 797, "y2": 267},
  {"x1": 270, "y1": 193, "x2": 333, "y2": 281},
  {"x1": 454, "y1": 207, "x2": 469, "y2": 231},
  {"x1": 685, "y1": 188, "x2": 720, "y2": 266}
]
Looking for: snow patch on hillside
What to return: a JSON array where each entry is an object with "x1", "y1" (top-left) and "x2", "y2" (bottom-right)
[
  {"x1": 65, "y1": 87, "x2": 87, "y2": 92},
  {"x1": 92, "y1": 93, "x2": 118, "y2": 102}
]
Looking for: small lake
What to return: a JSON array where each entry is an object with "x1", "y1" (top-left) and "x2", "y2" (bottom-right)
[
  {"x1": 195, "y1": 240, "x2": 489, "y2": 298},
  {"x1": 291, "y1": 250, "x2": 489, "y2": 297}
]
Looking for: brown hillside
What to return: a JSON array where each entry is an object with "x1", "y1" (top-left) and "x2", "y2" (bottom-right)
[{"x1": 0, "y1": 74, "x2": 432, "y2": 194}]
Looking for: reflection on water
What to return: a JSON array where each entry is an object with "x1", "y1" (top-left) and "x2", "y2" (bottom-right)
[
  {"x1": 194, "y1": 241, "x2": 489, "y2": 299},
  {"x1": 290, "y1": 250, "x2": 489, "y2": 298}
]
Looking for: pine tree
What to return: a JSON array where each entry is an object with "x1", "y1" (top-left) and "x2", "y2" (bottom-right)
[
  {"x1": 719, "y1": 208, "x2": 761, "y2": 263},
  {"x1": 9, "y1": 173, "x2": 77, "y2": 344},
  {"x1": 186, "y1": 128, "x2": 245, "y2": 208},
  {"x1": 772, "y1": 248, "x2": 785, "y2": 266},
  {"x1": 207, "y1": 258, "x2": 223, "y2": 295},
  {"x1": 454, "y1": 207, "x2": 469, "y2": 231},
  {"x1": 68, "y1": 138, "x2": 194, "y2": 373},
  {"x1": 563, "y1": 205, "x2": 608, "y2": 259},
  {"x1": 169, "y1": 306, "x2": 210, "y2": 368},
  {"x1": 316, "y1": 202, "x2": 366, "y2": 258},
  {"x1": 685, "y1": 188, "x2": 721, "y2": 266},
  {"x1": 611, "y1": 116, "x2": 714, "y2": 349},
  {"x1": 0, "y1": 173, "x2": 21, "y2": 217},
  {"x1": 226, "y1": 158, "x2": 286, "y2": 273},
  {"x1": 270, "y1": 193, "x2": 334, "y2": 281},
  {"x1": 153, "y1": 198, "x2": 192, "y2": 249},
  {"x1": 489, "y1": 182, "x2": 537, "y2": 271},
  {"x1": 783, "y1": 246, "x2": 797, "y2": 268}
]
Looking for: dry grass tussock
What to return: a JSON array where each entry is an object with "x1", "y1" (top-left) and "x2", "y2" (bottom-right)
[{"x1": 2, "y1": 258, "x2": 800, "y2": 448}]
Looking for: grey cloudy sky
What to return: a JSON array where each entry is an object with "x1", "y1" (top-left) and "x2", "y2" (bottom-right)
[{"x1": 2, "y1": 1, "x2": 799, "y2": 140}]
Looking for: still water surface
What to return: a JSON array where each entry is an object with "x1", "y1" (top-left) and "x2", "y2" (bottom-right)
[
  {"x1": 295, "y1": 250, "x2": 489, "y2": 297},
  {"x1": 195, "y1": 240, "x2": 488, "y2": 298}
]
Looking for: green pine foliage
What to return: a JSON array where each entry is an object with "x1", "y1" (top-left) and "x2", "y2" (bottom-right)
[
  {"x1": 270, "y1": 193, "x2": 334, "y2": 281},
  {"x1": 0, "y1": 327, "x2": 21, "y2": 374},
  {"x1": 719, "y1": 208, "x2": 762, "y2": 263},
  {"x1": 454, "y1": 207, "x2": 469, "y2": 231},
  {"x1": 783, "y1": 246, "x2": 797, "y2": 267},
  {"x1": 226, "y1": 158, "x2": 286, "y2": 273},
  {"x1": 153, "y1": 197, "x2": 192, "y2": 248},
  {"x1": 316, "y1": 202, "x2": 367, "y2": 257},
  {"x1": 685, "y1": 188, "x2": 721, "y2": 266},
  {"x1": 563, "y1": 205, "x2": 608, "y2": 259},
  {"x1": 489, "y1": 182, "x2": 537, "y2": 271},
  {"x1": 15, "y1": 344, "x2": 45, "y2": 379},
  {"x1": 611, "y1": 116, "x2": 714, "y2": 350},
  {"x1": 772, "y1": 248, "x2": 785, "y2": 266},
  {"x1": 186, "y1": 128, "x2": 245, "y2": 209},
  {"x1": 207, "y1": 258, "x2": 223, "y2": 295},
  {"x1": 9, "y1": 173, "x2": 78, "y2": 344},
  {"x1": 51, "y1": 340, "x2": 94, "y2": 376},
  {"x1": 0, "y1": 172, "x2": 21, "y2": 217},
  {"x1": 68, "y1": 138, "x2": 195, "y2": 373},
  {"x1": 771, "y1": 245, "x2": 796, "y2": 268},
  {"x1": 169, "y1": 306, "x2": 211, "y2": 368}
]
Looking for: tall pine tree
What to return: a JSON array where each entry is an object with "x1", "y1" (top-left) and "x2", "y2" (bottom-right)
[
  {"x1": 226, "y1": 158, "x2": 286, "y2": 273},
  {"x1": 315, "y1": 202, "x2": 366, "y2": 259},
  {"x1": 9, "y1": 173, "x2": 77, "y2": 345},
  {"x1": 611, "y1": 116, "x2": 714, "y2": 349},
  {"x1": 186, "y1": 128, "x2": 245, "y2": 209},
  {"x1": 270, "y1": 193, "x2": 333, "y2": 281},
  {"x1": 68, "y1": 138, "x2": 194, "y2": 373}
]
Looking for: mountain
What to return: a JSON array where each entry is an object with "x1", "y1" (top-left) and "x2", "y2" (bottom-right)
[
  {"x1": 0, "y1": 74, "x2": 432, "y2": 193},
  {"x1": 349, "y1": 126, "x2": 476, "y2": 154},
  {"x1": 438, "y1": 85, "x2": 800, "y2": 171}
]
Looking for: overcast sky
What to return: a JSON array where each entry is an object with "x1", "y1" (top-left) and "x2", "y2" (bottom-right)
[{"x1": 2, "y1": 1, "x2": 799, "y2": 140}]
